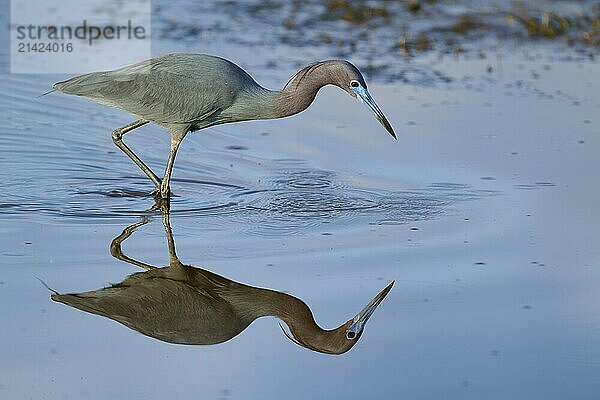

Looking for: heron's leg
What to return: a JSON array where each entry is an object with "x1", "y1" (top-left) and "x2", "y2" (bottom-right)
[
  {"x1": 111, "y1": 119, "x2": 161, "y2": 188},
  {"x1": 158, "y1": 133, "x2": 186, "y2": 198}
]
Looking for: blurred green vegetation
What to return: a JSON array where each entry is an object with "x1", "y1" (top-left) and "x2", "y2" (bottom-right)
[
  {"x1": 297, "y1": 0, "x2": 600, "y2": 51},
  {"x1": 324, "y1": 0, "x2": 391, "y2": 24},
  {"x1": 161, "y1": 0, "x2": 599, "y2": 60}
]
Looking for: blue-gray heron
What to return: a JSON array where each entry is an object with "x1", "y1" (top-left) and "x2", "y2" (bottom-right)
[{"x1": 53, "y1": 54, "x2": 396, "y2": 198}]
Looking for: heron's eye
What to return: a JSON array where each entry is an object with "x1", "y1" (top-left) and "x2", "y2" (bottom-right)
[
  {"x1": 350, "y1": 80, "x2": 360, "y2": 88},
  {"x1": 346, "y1": 331, "x2": 357, "y2": 340}
]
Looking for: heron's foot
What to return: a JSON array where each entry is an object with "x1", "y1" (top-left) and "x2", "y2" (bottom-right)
[
  {"x1": 148, "y1": 193, "x2": 170, "y2": 211},
  {"x1": 150, "y1": 183, "x2": 171, "y2": 199}
]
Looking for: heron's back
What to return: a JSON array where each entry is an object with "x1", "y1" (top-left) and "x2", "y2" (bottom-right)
[{"x1": 53, "y1": 54, "x2": 262, "y2": 128}]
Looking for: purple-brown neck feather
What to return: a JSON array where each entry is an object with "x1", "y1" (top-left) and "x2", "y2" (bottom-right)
[
  {"x1": 274, "y1": 60, "x2": 357, "y2": 118},
  {"x1": 227, "y1": 60, "x2": 361, "y2": 126},
  {"x1": 242, "y1": 285, "x2": 354, "y2": 354}
]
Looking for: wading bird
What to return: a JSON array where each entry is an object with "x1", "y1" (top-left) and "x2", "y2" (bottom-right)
[
  {"x1": 53, "y1": 54, "x2": 396, "y2": 198},
  {"x1": 49, "y1": 202, "x2": 394, "y2": 354}
]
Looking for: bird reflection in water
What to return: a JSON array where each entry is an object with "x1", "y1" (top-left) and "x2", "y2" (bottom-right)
[{"x1": 51, "y1": 201, "x2": 393, "y2": 354}]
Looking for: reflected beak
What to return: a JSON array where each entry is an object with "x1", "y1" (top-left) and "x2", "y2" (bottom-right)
[
  {"x1": 352, "y1": 85, "x2": 397, "y2": 139},
  {"x1": 347, "y1": 280, "x2": 394, "y2": 337}
]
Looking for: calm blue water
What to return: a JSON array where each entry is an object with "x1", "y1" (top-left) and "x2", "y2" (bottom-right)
[{"x1": 1, "y1": 1, "x2": 599, "y2": 399}]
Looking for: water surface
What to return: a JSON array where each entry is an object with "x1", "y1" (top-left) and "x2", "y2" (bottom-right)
[{"x1": 1, "y1": 1, "x2": 599, "y2": 399}]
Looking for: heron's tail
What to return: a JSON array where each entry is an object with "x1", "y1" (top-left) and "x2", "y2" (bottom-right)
[
  {"x1": 37, "y1": 89, "x2": 55, "y2": 98},
  {"x1": 50, "y1": 287, "x2": 129, "y2": 318},
  {"x1": 53, "y1": 72, "x2": 114, "y2": 96}
]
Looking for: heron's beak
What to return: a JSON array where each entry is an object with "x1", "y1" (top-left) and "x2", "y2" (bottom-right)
[
  {"x1": 352, "y1": 85, "x2": 396, "y2": 139},
  {"x1": 347, "y1": 280, "x2": 394, "y2": 337}
]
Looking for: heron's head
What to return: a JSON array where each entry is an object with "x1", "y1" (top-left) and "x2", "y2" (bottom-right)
[
  {"x1": 280, "y1": 281, "x2": 394, "y2": 355},
  {"x1": 334, "y1": 61, "x2": 396, "y2": 140},
  {"x1": 288, "y1": 60, "x2": 396, "y2": 139}
]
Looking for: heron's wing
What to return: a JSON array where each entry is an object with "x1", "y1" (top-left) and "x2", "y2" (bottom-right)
[{"x1": 54, "y1": 54, "x2": 253, "y2": 125}]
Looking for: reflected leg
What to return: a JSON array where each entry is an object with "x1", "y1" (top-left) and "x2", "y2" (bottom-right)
[
  {"x1": 110, "y1": 214, "x2": 157, "y2": 271},
  {"x1": 158, "y1": 200, "x2": 182, "y2": 267}
]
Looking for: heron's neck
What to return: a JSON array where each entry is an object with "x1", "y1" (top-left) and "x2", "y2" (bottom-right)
[
  {"x1": 230, "y1": 64, "x2": 334, "y2": 121},
  {"x1": 243, "y1": 287, "x2": 333, "y2": 347},
  {"x1": 274, "y1": 64, "x2": 335, "y2": 118}
]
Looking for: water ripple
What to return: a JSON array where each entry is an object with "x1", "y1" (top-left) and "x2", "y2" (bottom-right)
[
  {"x1": 270, "y1": 169, "x2": 338, "y2": 190},
  {"x1": 0, "y1": 160, "x2": 493, "y2": 236}
]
